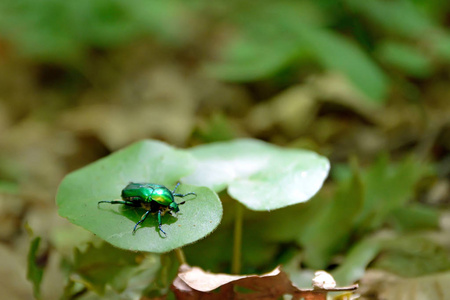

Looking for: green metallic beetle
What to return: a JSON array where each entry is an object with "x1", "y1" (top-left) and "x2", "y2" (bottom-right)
[{"x1": 98, "y1": 182, "x2": 196, "y2": 236}]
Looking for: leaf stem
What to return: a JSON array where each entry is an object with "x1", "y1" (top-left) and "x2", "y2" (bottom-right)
[
  {"x1": 232, "y1": 202, "x2": 244, "y2": 274},
  {"x1": 174, "y1": 248, "x2": 186, "y2": 265}
]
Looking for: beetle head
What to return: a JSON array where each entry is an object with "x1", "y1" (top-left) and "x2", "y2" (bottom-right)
[
  {"x1": 169, "y1": 202, "x2": 179, "y2": 212},
  {"x1": 169, "y1": 201, "x2": 186, "y2": 213}
]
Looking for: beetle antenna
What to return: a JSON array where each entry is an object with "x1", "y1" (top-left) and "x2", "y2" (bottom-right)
[
  {"x1": 173, "y1": 192, "x2": 196, "y2": 198},
  {"x1": 178, "y1": 201, "x2": 186, "y2": 206}
]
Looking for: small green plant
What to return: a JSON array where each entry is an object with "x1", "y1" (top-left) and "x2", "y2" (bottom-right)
[
  {"x1": 56, "y1": 140, "x2": 223, "y2": 253},
  {"x1": 54, "y1": 138, "x2": 330, "y2": 297}
]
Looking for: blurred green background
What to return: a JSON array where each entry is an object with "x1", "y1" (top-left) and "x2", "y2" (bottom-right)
[{"x1": 0, "y1": 0, "x2": 449, "y2": 299}]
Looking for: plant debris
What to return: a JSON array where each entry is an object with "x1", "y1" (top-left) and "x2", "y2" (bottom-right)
[{"x1": 172, "y1": 264, "x2": 358, "y2": 299}]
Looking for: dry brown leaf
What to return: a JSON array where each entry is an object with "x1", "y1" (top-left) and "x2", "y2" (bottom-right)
[{"x1": 172, "y1": 264, "x2": 357, "y2": 300}]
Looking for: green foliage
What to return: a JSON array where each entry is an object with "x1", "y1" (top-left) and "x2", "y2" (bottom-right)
[
  {"x1": 72, "y1": 242, "x2": 145, "y2": 295},
  {"x1": 297, "y1": 26, "x2": 389, "y2": 102},
  {"x1": 56, "y1": 140, "x2": 223, "y2": 253},
  {"x1": 377, "y1": 41, "x2": 433, "y2": 78},
  {"x1": 333, "y1": 233, "x2": 450, "y2": 285},
  {"x1": 182, "y1": 150, "x2": 437, "y2": 276},
  {"x1": 304, "y1": 155, "x2": 437, "y2": 270},
  {"x1": 249, "y1": 160, "x2": 365, "y2": 270},
  {"x1": 255, "y1": 155, "x2": 436, "y2": 272},
  {"x1": 184, "y1": 210, "x2": 279, "y2": 272},
  {"x1": 373, "y1": 235, "x2": 450, "y2": 278},
  {"x1": 206, "y1": 0, "x2": 388, "y2": 102},
  {"x1": 183, "y1": 139, "x2": 330, "y2": 211},
  {"x1": 299, "y1": 161, "x2": 364, "y2": 268},
  {"x1": 62, "y1": 242, "x2": 179, "y2": 298},
  {"x1": 355, "y1": 155, "x2": 433, "y2": 233},
  {"x1": 0, "y1": 180, "x2": 19, "y2": 194},
  {"x1": 346, "y1": 0, "x2": 436, "y2": 38},
  {"x1": 0, "y1": 0, "x2": 187, "y2": 63},
  {"x1": 4, "y1": 0, "x2": 450, "y2": 104},
  {"x1": 262, "y1": 197, "x2": 327, "y2": 244},
  {"x1": 346, "y1": 0, "x2": 450, "y2": 73},
  {"x1": 203, "y1": 0, "x2": 326, "y2": 81},
  {"x1": 332, "y1": 236, "x2": 384, "y2": 285},
  {"x1": 389, "y1": 204, "x2": 440, "y2": 232},
  {"x1": 27, "y1": 237, "x2": 44, "y2": 299},
  {"x1": 203, "y1": 0, "x2": 450, "y2": 103},
  {"x1": 141, "y1": 252, "x2": 180, "y2": 298}
]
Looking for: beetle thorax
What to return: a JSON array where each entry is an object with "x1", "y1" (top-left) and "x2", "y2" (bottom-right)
[{"x1": 151, "y1": 188, "x2": 174, "y2": 205}]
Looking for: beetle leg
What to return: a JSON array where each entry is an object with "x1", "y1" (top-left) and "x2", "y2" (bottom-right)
[
  {"x1": 133, "y1": 210, "x2": 150, "y2": 234},
  {"x1": 158, "y1": 210, "x2": 167, "y2": 236},
  {"x1": 98, "y1": 200, "x2": 137, "y2": 207},
  {"x1": 172, "y1": 182, "x2": 181, "y2": 194}
]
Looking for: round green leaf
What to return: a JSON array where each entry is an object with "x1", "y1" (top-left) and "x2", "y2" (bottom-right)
[
  {"x1": 56, "y1": 140, "x2": 222, "y2": 253},
  {"x1": 182, "y1": 139, "x2": 329, "y2": 211}
]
